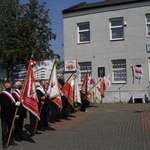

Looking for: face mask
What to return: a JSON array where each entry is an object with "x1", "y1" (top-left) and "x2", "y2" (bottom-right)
[
  {"x1": 19, "y1": 86, "x2": 22, "y2": 90},
  {"x1": 6, "y1": 88, "x2": 11, "y2": 92}
]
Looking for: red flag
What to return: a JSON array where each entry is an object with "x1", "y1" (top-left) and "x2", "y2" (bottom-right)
[
  {"x1": 61, "y1": 73, "x2": 77, "y2": 107},
  {"x1": 99, "y1": 77, "x2": 107, "y2": 97},
  {"x1": 81, "y1": 72, "x2": 92, "y2": 102},
  {"x1": 21, "y1": 60, "x2": 40, "y2": 120},
  {"x1": 81, "y1": 72, "x2": 88, "y2": 94}
]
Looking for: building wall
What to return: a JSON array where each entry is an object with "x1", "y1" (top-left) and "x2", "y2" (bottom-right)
[{"x1": 63, "y1": 1, "x2": 150, "y2": 103}]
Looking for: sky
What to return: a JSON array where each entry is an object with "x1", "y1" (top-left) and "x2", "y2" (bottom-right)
[{"x1": 20, "y1": 0, "x2": 103, "y2": 60}]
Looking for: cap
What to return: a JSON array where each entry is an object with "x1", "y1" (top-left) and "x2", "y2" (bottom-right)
[{"x1": 14, "y1": 81, "x2": 22, "y2": 87}]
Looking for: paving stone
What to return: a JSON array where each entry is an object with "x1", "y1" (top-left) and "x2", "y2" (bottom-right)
[{"x1": 1, "y1": 103, "x2": 150, "y2": 150}]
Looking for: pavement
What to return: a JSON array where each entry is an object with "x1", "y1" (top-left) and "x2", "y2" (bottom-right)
[{"x1": 1, "y1": 103, "x2": 150, "y2": 150}]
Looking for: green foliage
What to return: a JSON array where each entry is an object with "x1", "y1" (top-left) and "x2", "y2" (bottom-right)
[
  {"x1": 56, "y1": 60, "x2": 64, "y2": 70},
  {"x1": 0, "y1": 0, "x2": 57, "y2": 79},
  {"x1": 17, "y1": 0, "x2": 56, "y2": 61}
]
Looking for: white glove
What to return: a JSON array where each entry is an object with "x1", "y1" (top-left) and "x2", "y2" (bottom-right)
[
  {"x1": 15, "y1": 101, "x2": 21, "y2": 106},
  {"x1": 15, "y1": 115, "x2": 19, "y2": 119}
]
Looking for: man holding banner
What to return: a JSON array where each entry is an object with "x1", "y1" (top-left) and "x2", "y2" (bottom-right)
[
  {"x1": 36, "y1": 79, "x2": 51, "y2": 131},
  {"x1": 12, "y1": 81, "x2": 27, "y2": 142},
  {"x1": 0, "y1": 82, "x2": 20, "y2": 149},
  {"x1": 21, "y1": 59, "x2": 41, "y2": 136}
]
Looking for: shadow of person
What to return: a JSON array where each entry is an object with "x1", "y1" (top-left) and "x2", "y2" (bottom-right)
[{"x1": 23, "y1": 124, "x2": 36, "y2": 143}]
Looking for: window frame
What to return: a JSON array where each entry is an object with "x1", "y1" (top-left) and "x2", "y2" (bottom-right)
[
  {"x1": 78, "y1": 62, "x2": 92, "y2": 84},
  {"x1": 109, "y1": 18, "x2": 124, "y2": 41},
  {"x1": 145, "y1": 14, "x2": 150, "y2": 37},
  {"x1": 111, "y1": 59, "x2": 127, "y2": 84},
  {"x1": 148, "y1": 58, "x2": 150, "y2": 82},
  {"x1": 77, "y1": 22, "x2": 90, "y2": 44}
]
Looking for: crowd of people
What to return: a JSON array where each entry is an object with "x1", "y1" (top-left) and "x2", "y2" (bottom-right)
[{"x1": 0, "y1": 79, "x2": 89, "y2": 149}]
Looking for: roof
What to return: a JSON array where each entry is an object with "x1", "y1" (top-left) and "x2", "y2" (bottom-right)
[{"x1": 62, "y1": 0, "x2": 150, "y2": 14}]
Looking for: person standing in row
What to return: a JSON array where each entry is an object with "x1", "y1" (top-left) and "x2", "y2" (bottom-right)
[
  {"x1": 12, "y1": 81, "x2": 27, "y2": 142},
  {"x1": 0, "y1": 81, "x2": 20, "y2": 149},
  {"x1": 36, "y1": 79, "x2": 50, "y2": 131}
]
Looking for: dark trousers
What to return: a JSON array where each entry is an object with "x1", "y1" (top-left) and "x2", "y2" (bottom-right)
[
  {"x1": 29, "y1": 112, "x2": 37, "y2": 134},
  {"x1": 38, "y1": 107, "x2": 48, "y2": 129},
  {"x1": 61, "y1": 96, "x2": 69, "y2": 118},
  {"x1": 81, "y1": 99, "x2": 89, "y2": 111},
  {"x1": 1, "y1": 120, "x2": 14, "y2": 145},
  {"x1": 15, "y1": 117, "x2": 24, "y2": 139},
  {"x1": 50, "y1": 102, "x2": 61, "y2": 122}
]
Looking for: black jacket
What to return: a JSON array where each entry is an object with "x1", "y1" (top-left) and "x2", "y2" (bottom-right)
[{"x1": 0, "y1": 92, "x2": 16, "y2": 120}]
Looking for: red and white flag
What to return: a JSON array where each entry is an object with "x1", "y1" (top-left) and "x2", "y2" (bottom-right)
[
  {"x1": 131, "y1": 65, "x2": 143, "y2": 79},
  {"x1": 47, "y1": 62, "x2": 62, "y2": 108},
  {"x1": 61, "y1": 73, "x2": 77, "y2": 107},
  {"x1": 91, "y1": 79, "x2": 102, "y2": 102},
  {"x1": 21, "y1": 60, "x2": 40, "y2": 120},
  {"x1": 81, "y1": 72, "x2": 92, "y2": 102},
  {"x1": 98, "y1": 77, "x2": 107, "y2": 97}
]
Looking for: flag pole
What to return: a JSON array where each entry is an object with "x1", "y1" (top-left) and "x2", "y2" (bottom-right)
[
  {"x1": 6, "y1": 61, "x2": 31, "y2": 147},
  {"x1": 63, "y1": 72, "x2": 75, "y2": 86},
  {"x1": 89, "y1": 79, "x2": 101, "y2": 92},
  {"x1": 46, "y1": 61, "x2": 55, "y2": 92},
  {"x1": 6, "y1": 107, "x2": 19, "y2": 146}
]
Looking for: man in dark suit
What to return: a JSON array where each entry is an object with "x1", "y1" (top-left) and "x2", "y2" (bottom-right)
[
  {"x1": 36, "y1": 79, "x2": 51, "y2": 131},
  {"x1": 0, "y1": 81, "x2": 20, "y2": 149},
  {"x1": 12, "y1": 81, "x2": 27, "y2": 142}
]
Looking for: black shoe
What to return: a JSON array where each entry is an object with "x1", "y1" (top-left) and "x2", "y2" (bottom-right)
[
  {"x1": 15, "y1": 137, "x2": 22, "y2": 142},
  {"x1": 55, "y1": 119, "x2": 61, "y2": 122},
  {"x1": 35, "y1": 130, "x2": 42, "y2": 134},
  {"x1": 38, "y1": 128, "x2": 46, "y2": 131},
  {"x1": 2, "y1": 144, "x2": 8, "y2": 149},
  {"x1": 50, "y1": 121, "x2": 55, "y2": 123},
  {"x1": 10, "y1": 141, "x2": 17, "y2": 146},
  {"x1": 21, "y1": 137, "x2": 27, "y2": 141},
  {"x1": 62, "y1": 117, "x2": 71, "y2": 120},
  {"x1": 46, "y1": 126, "x2": 56, "y2": 131},
  {"x1": 30, "y1": 133, "x2": 35, "y2": 137}
]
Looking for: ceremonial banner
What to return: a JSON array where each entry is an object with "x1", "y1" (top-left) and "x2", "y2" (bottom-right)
[
  {"x1": 47, "y1": 62, "x2": 62, "y2": 108},
  {"x1": 21, "y1": 60, "x2": 40, "y2": 120},
  {"x1": 74, "y1": 72, "x2": 81, "y2": 108},
  {"x1": 81, "y1": 72, "x2": 93, "y2": 102},
  {"x1": 91, "y1": 79, "x2": 102, "y2": 103},
  {"x1": 61, "y1": 73, "x2": 77, "y2": 107},
  {"x1": 131, "y1": 65, "x2": 143, "y2": 79},
  {"x1": 99, "y1": 77, "x2": 107, "y2": 97}
]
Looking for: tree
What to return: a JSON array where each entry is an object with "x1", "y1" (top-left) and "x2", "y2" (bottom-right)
[
  {"x1": 53, "y1": 54, "x2": 64, "y2": 69},
  {"x1": 0, "y1": 0, "x2": 56, "y2": 80},
  {"x1": 17, "y1": 0, "x2": 56, "y2": 61},
  {"x1": 0, "y1": 0, "x2": 19, "y2": 79}
]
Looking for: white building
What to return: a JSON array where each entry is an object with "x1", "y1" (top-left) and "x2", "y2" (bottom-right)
[
  {"x1": 62, "y1": 0, "x2": 150, "y2": 103},
  {"x1": 34, "y1": 60, "x2": 54, "y2": 81}
]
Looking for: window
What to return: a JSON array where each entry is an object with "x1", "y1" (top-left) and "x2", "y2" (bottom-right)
[
  {"x1": 110, "y1": 18, "x2": 124, "y2": 40},
  {"x1": 146, "y1": 14, "x2": 150, "y2": 37},
  {"x1": 77, "y1": 22, "x2": 90, "y2": 43},
  {"x1": 78, "y1": 62, "x2": 91, "y2": 83},
  {"x1": 148, "y1": 58, "x2": 150, "y2": 81},
  {"x1": 112, "y1": 59, "x2": 126, "y2": 83}
]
